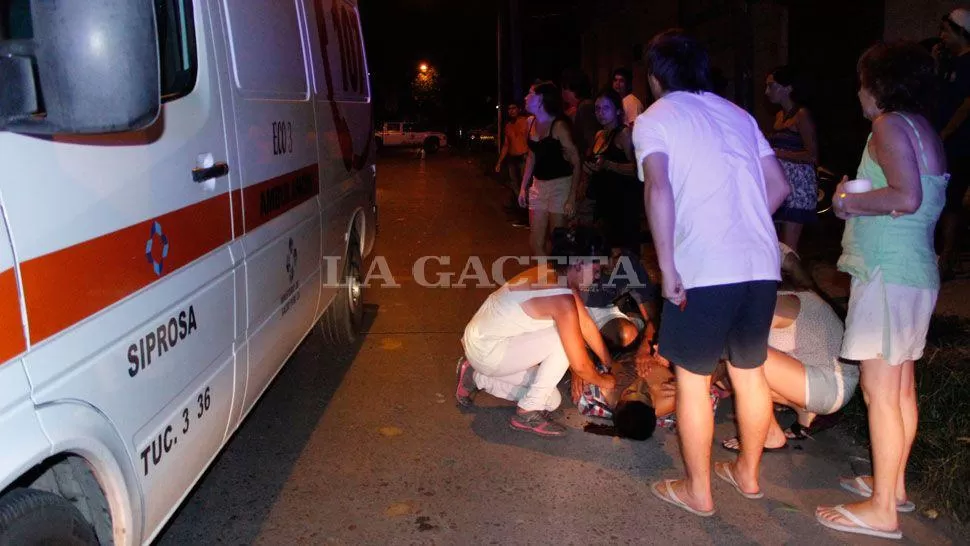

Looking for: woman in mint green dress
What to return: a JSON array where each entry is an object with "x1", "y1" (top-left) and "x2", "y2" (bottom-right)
[{"x1": 816, "y1": 43, "x2": 948, "y2": 540}]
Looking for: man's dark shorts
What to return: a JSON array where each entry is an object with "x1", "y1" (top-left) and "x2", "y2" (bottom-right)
[{"x1": 658, "y1": 280, "x2": 778, "y2": 376}]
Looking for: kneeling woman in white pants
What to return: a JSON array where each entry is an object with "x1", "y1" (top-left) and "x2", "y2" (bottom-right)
[{"x1": 456, "y1": 227, "x2": 617, "y2": 437}]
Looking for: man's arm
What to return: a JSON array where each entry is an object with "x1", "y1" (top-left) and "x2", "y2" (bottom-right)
[
  {"x1": 495, "y1": 128, "x2": 510, "y2": 171},
  {"x1": 761, "y1": 155, "x2": 791, "y2": 214},
  {"x1": 942, "y1": 98, "x2": 970, "y2": 141},
  {"x1": 642, "y1": 152, "x2": 683, "y2": 305}
]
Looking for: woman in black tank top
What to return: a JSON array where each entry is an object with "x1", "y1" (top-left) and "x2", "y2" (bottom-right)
[
  {"x1": 585, "y1": 89, "x2": 642, "y2": 255},
  {"x1": 519, "y1": 82, "x2": 581, "y2": 257}
]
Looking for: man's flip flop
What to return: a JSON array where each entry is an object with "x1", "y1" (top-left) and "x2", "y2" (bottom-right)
[
  {"x1": 650, "y1": 480, "x2": 715, "y2": 517},
  {"x1": 839, "y1": 476, "x2": 916, "y2": 513},
  {"x1": 816, "y1": 504, "x2": 902, "y2": 540},
  {"x1": 714, "y1": 461, "x2": 764, "y2": 499},
  {"x1": 720, "y1": 436, "x2": 788, "y2": 453}
]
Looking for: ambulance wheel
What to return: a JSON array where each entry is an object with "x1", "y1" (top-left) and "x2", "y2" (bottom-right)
[
  {"x1": 424, "y1": 137, "x2": 440, "y2": 153},
  {"x1": 320, "y1": 231, "x2": 364, "y2": 345},
  {"x1": 0, "y1": 488, "x2": 98, "y2": 545}
]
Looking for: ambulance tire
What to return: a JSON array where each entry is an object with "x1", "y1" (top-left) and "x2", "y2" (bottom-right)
[
  {"x1": 424, "y1": 137, "x2": 440, "y2": 153},
  {"x1": 0, "y1": 488, "x2": 98, "y2": 545},
  {"x1": 320, "y1": 231, "x2": 364, "y2": 345}
]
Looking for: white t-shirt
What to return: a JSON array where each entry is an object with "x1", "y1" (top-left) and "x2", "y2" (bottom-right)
[
  {"x1": 622, "y1": 93, "x2": 644, "y2": 127},
  {"x1": 633, "y1": 91, "x2": 780, "y2": 289}
]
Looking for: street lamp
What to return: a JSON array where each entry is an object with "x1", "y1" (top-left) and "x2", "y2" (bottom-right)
[{"x1": 419, "y1": 63, "x2": 429, "y2": 73}]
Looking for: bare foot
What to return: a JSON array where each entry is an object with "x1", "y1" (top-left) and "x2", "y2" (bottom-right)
[
  {"x1": 652, "y1": 479, "x2": 714, "y2": 514},
  {"x1": 849, "y1": 475, "x2": 911, "y2": 506},
  {"x1": 722, "y1": 461, "x2": 761, "y2": 496},
  {"x1": 817, "y1": 500, "x2": 898, "y2": 533},
  {"x1": 764, "y1": 425, "x2": 789, "y2": 449}
]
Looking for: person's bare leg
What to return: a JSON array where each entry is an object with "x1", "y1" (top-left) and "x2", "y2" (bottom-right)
[
  {"x1": 665, "y1": 365, "x2": 716, "y2": 512},
  {"x1": 761, "y1": 349, "x2": 808, "y2": 446},
  {"x1": 724, "y1": 364, "x2": 771, "y2": 494},
  {"x1": 896, "y1": 359, "x2": 917, "y2": 504},
  {"x1": 818, "y1": 358, "x2": 902, "y2": 532},
  {"x1": 530, "y1": 210, "x2": 549, "y2": 257},
  {"x1": 764, "y1": 412, "x2": 788, "y2": 449},
  {"x1": 780, "y1": 221, "x2": 803, "y2": 252},
  {"x1": 546, "y1": 212, "x2": 565, "y2": 256}
]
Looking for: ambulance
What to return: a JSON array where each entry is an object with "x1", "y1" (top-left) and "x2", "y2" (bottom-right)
[{"x1": 0, "y1": 1, "x2": 375, "y2": 543}]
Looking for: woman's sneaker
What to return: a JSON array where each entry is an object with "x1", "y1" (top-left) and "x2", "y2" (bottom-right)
[
  {"x1": 455, "y1": 357, "x2": 478, "y2": 407},
  {"x1": 509, "y1": 410, "x2": 567, "y2": 437}
]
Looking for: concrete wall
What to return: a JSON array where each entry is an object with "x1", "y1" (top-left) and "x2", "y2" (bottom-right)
[{"x1": 885, "y1": 0, "x2": 965, "y2": 41}]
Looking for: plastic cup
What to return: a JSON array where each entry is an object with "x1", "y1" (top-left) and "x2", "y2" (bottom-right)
[{"x1": 844, "y1": 179, "x2": 872, "y2": 193}]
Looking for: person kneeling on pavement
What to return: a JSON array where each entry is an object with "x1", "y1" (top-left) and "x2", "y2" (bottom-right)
[
  {"x1": 720, "y1": 244, "x2": 858, "y2": 451},
  {"x1": 455, "y1": 226, "x2": 617, "y2": 437}
]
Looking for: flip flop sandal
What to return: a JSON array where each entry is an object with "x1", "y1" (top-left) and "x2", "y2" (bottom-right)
[
  {"x1": 816, "y1": 504, "x2": 902, "y2": 540},
  {"x1": 714, "y1": 461, "x2": 764, "y2": 499},
  {"x1": 650, "y1": 480, "x2": 715, "y2": 517},
  {"x1": 720, "y1": 437, "x2": 788, "y2": 453},
  {"x1": 839, "y1": 476, "x2": 916, "y2": 513}
]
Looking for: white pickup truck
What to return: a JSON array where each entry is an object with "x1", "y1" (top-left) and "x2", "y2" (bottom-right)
[{"x1": 376, "y1": 122, "x2": 447, "y2": 152}]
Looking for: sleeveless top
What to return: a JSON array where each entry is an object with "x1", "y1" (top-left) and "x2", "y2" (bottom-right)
[
  {"x1": 838, "y1": 113, "x2": 949, "y2": 289},
  {"x1": 462, "y1": 284, "x2": 573, "y2": 367},
  {"x1": 767, "y1": 109, "x2": 808, "y2": 157},
  {"x1": 768, "y1": 291, "x2": 845, "y2": 373},
  {"x1": 588, "y1": 128, "x2": 638, "y2": 199},
  {"x1": 528, "y1": 118, "x2": 574, "y2": 181}
]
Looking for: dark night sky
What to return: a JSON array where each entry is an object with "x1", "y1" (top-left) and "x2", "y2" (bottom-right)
[
  {"x1": 358, "y1": 0, "x2": 582, "y2": 131},
  {"x1": 359, "y1": 0, "x2": 499, "y2": 129}
]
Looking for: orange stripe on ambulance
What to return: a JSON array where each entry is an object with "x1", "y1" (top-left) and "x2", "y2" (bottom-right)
[{"x1": 0, "y1": 0, "x2": 376, "y2": 544}]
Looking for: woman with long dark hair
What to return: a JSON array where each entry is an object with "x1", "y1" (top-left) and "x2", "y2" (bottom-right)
[
  {"x1": 585, "y1": 88, "x2": 642, "y2": 255},
  {"x1": 518, "y1": 82, "x2": 582, "y2": 256}
]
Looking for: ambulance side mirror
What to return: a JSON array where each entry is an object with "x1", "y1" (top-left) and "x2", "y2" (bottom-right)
[{"x1": 0, "y1": 0, "x2": 160, "y2": 135}]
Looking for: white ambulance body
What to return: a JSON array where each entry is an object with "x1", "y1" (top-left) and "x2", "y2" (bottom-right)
[{"x1": 0, "y1": 1, "x2": 375, "y2": 544}]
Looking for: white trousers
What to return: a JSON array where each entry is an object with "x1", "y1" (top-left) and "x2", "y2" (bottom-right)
[{"x1": 468, "y1": 327, "x2": 569, "y2": 411}]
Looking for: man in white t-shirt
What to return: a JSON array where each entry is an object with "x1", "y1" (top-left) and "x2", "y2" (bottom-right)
[
  {"x1": 633, "y1": 30, "x2": 791, "y2": 517},
  {"x1": 612, "y1": 67, "x2": 644, "y2": 127}
]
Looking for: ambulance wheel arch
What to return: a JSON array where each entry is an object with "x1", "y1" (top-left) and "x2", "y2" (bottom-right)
[{"x1": 23, "y1": 402, "x2": 145, "y2": 546}]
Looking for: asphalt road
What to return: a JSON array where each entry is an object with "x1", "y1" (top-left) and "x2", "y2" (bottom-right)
[{"x1": 155, "y1": 149, "x2": 961, "y2": 545}]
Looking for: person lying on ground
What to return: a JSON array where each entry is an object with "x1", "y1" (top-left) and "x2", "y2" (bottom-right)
[
  {"x1": 576, "y1": 257, "x2": 854, "y2": 447},
  {"x1": 455, "y1": 226, "x2": 617, "y2": 438}
]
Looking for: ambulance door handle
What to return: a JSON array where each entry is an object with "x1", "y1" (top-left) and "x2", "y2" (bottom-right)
[{"x1": 192, "y1": 162, "x2": 230, "y2": 183}]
